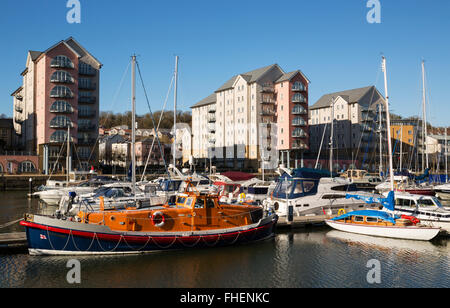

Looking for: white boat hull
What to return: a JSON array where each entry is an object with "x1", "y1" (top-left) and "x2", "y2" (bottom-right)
[{"x1": 325, "y1": 220, "x2": 441, "y2": 241}]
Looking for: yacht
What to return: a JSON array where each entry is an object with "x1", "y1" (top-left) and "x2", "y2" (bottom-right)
[
  {"x1": 382, "y1": 191, "x2": 450, "y2": 234},
  {"x1": 263, "y1": 168, "x2": 377, "y2": 217},
  {"x1": 433, "y1": 183, "x2": 450, "y2": 201}
]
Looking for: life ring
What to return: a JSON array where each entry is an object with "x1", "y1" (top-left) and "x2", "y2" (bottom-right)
[
  {"x1": 151, "y1": 211, "x2": 165, "y2": 228},
  {"x1": 338, "y1": 208, "x2": 347, "y2": 216}
]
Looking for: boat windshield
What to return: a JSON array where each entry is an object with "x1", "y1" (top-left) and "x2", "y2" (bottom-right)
[
  {"x1": 431, "y1": 197, "x2": 445, "y2": 209},
  {"x1": 417, "y1": 198, "x2": 438, "y2": 208}
]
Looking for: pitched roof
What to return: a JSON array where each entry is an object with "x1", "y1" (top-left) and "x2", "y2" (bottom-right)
[
  {"x1": 276, "y1": 70, "x2": 310, "y2": 84},
  {"x1": 29, "y1": 51, "x2": 43, "y2": 61},
  {"x1": 215, "y1": 64, "x2": 281, "y2": 92},
  {"x1": 190, "y1": 93, "x2": 216, "y2": 109},
  {"x1": 310, "y1": 86, "x2": 384, "y2": 110}
]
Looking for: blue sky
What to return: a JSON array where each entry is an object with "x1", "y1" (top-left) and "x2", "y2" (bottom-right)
[{"x1": 1, "y1": 0, "x2": 449, "y2": 126}]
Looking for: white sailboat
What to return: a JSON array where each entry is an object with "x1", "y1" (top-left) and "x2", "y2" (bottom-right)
[{"x1": 326, "y1": 56, "x2": 441, "y2": 241}]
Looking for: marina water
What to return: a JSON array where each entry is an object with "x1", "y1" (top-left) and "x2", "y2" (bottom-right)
[{"x1": 1, "y1": 191, "x2": 450, "y2": 288}]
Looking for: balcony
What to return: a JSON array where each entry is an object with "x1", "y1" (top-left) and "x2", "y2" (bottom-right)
[
  {"x1": 78, "y1": 82, "x2": 96, "y2": 90},
  {"x1": 261, "y1": 96, "x2": 275, "y2": 104},
  {"x1": 292, "y1": 142, "x2": 308, "y2": 150},
  {"x1": 208, "y1": 124, "x2": 216, "y2": 133},
  {"x1": 292, "y1": 94, "x2": 306, "y2": 103},
  {"x1": 50, "y1": 75, "x2": 75, "y2": 84},
  {"x1": 292, "y1": 128, "x2": 307, "y2": 138},
  {"x1": 78, "y1": 138, "x2": 97, "y2": 145},
  {"x1": 260, "y1": 84, "x2": 275, "y2": 93},
  {"x1": 78, "y1": 96, "x2": 96, "y2": 104},
  {"x1": 292, "y1": 82, "x2": 306, "y2": 92},
  {"x1": 292, "y1": 107, "x2": 307, "y2": 115},
  {"x1": 15, "y1": 116, "x2": 24, "y2": 124},
  {"x1": 208, "y1": 105, "x2": 216, "y2": 113},
  {"x1": 15, "y1": 105, "x2": 23, "y2": 113},
  {"x1": 260, "y1": 108, "x2": 275, "y2": 116},
  {"x1": 208, "y1": 114, "x2": 216, "y2": 123},
  {"x1": 78, "y1": 124, "x2": 96, "y2": 131},
  {"x1": 78, "y1": 110, "x2": 96, "y2": 118},
  {"x1": 292, "y1": 118, "x2": 307, "y2": 126}
]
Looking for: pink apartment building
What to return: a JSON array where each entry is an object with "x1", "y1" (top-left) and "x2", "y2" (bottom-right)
[
  {"x1": 191, "y1": 64, "x2": 310, "y2": 171},
  {"x1": 11, "y1": 37, "x2": 102, "y2": 174}
]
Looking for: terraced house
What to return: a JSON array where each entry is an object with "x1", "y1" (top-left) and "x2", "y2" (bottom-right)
[
  {"x1": 11, "y1": 37, "x2": 102, "y2": 174},
  {"x1": 191, "y1": 64, "x2": 310, "y2": 170}
]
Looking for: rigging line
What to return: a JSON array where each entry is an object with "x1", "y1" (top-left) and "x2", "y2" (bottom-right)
[
  {"x1": 351, "y1": 67, "x2": 381, "y2": 170},
  {"x1": 135, "y1": 61, "x2": 170, "y2": 179},
  {"x1": 141, "y1": 74, "x2": 175, "y2": 181},
  {"x1": 85, "y1": 60, "x2": 132, "y2": 167},
  {"x1": 47, "y1": 134, "x2": 68, "y2": 179}
]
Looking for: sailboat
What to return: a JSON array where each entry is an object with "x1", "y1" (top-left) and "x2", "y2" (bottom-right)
[
  {"x1": 325, "y1": 56, "x2": 441, "y2": 241},
  {"x1": 20, "y1": 56, "x2": 278, "y2": 255}
]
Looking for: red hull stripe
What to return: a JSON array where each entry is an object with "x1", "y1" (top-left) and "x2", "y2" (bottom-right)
[{"x1": 20, "y1": 220, "x2": 273, "y2": 244}]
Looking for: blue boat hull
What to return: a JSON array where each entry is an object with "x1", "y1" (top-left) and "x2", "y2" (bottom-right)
[{"x1": 21, "y1": 215, "x2": 277, "y2": 255}]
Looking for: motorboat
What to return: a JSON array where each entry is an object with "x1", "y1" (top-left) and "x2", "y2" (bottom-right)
[
  {"x1": 263, "y1": 168, "x2": 377, "y2": 217},
  {"x1": 382, "y1": 191, "x2": 450, "y2": 234},
  {"x1": 375, "y1": 175, "x2": 435, "y2": 196},
  {"x1": 20, "y1": 181, "x2": 278, "y2": 255},
  {"x1": 340, "y1": 169, "x2": 383, "y2": 191},
  {"x1": 433, "y1": 183, "x2": 450, "y2": 200},
  {"x1": 33, "y1": 177, "x2": 118, "y2": 205}
]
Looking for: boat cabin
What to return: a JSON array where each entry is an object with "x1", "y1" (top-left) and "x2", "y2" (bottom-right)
[{"x1": 333, "y1": 210, "x2": 412, "y2": 227}]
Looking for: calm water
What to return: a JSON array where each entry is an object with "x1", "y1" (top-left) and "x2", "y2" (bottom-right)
[{"x1": 1, "y1": 191, "x2": 450, "y2": 288}]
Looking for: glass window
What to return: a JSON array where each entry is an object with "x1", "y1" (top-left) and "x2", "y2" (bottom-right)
[
  {"x1": 51, "y1": 55, "x2": 74, "y2": 68},
  {"x1": 50, "y1": 131, "x2": 68, "y2": 143},
  {"x1": 195, "y1": 198, "x2": 205, "y2": 209},
  {"x1": 50, "y1": 116, "x2": 72, "y2": 128},
  {"x1": 50, "y1": 70, "x2": 74, "y2": 83},
  {"x1": 303, "y1": 181, "x2": 316, "y2": 193},
  {"x1": 50, "y1": 101, "x2": 73, "y2": 113},
  {"x1": 19, "y1": 161, "x2": 36, "y2": 173},
  {"x1": 50, "y1": 86, "x2": 73, "y2": 98}
]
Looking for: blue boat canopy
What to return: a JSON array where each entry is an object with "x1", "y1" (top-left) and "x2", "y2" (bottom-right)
[{"x1": 332, "y1": 210, "x2": 399, "y2": 225}]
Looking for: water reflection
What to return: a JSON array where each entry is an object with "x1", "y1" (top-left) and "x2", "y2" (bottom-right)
[{"x1": 1, "y1": 191, "x2": 450, "y2": 288}]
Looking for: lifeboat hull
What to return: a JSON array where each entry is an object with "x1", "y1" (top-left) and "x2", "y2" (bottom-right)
[{"x1": 20, "y1": 214, "x2": 278, "y2": 256}]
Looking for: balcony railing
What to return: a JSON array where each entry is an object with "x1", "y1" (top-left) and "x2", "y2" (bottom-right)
[
  {"x1": 260, "y1": 109, "x2": 275, "y2": 116},
  {"x1": 78, "y1": 124, "x2": 96, "y2": 131},
  {"x1": 260, "y1": 85, "x2": 275, "y2": 93},
  {"x1": 78, "y1": 96, "x2": 96, "y2": 104},
  {"x1": 292, "y1": 118, "x2": 307, "y2": 126},
  {"x1": 208, "y1": 114, "x2": 216, "y2": 123},
  {"x1": 292, "y1": 129, "x2": 307, "y2": 138},
  {"x1": 208, "y1": 105, "x2": 216, "y2": 113},
  {"x1": 208, "y1": 124, "x2": 216, "y2": 133},
  {"x1": 50, "y1": 122, "x2": 73, "y2": 129},
  {"x1": 292, "y1": 94, "x2": 306, "y2": 103},
  {"x1": 292, "y1": 142, "x2": 308, "y2": 150},
  {"x1": 78, "y1": 110, "x2": 96, "y2": 117},
  {"x1": 15, "y1": 105, "x2": 23, "y2": 113},
  {"x1": 78, "y1": 82, "x2": 96, "y2": 90},
  {"x1": 292, "y1": 83, "x2": 306, "y2": 92},
  {"x1": 292, "y1": 107, "x2": 307, "y2": 115}
]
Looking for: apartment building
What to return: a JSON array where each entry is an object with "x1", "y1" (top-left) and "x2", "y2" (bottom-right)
[
  {"x1": 308, "y1": 86, "x2": 387, "y2": 171},
  {"x1": 11, "y1": 37, "x2": 102, "y2": 174},
  {"x1": 191, "y1": 64, "x2": 310, "y2": 170}
]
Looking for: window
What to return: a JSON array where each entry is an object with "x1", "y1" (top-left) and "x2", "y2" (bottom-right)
[
  {"x1": 50, "y1": 86, "x2": 73, "y2": 98},
  {"x1": 50, "y1": 71, "x2": 74, "y2": 83},
  {"x1": 50, "y1": 131, "x2": 68, "y2": 143},
  {"x1": 354, "y1": 216, "x2": 364, "y2": 222},
  {"x1": 195, "y1": 198, "x2": 205, "y2": 208},
  {"x1": 50, "y1": 101, "x2": 73, "y2": 113},
  {"x1": 19, "y1": 161, "x2": 36, "y2": 173},
  {"x1": 366, "y1": 217, "x2": 378, "y2": 223},
  {"x1": 50, "y1": 116, "x2": 72, "y2": 128},
  {"x1": 51, "y1": 55, "x2": 74, "y2": 68}
]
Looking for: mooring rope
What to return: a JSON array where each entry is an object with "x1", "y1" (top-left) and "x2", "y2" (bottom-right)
[{"x1": 0, "y1": 219, "x2": 23, "y2": 230}]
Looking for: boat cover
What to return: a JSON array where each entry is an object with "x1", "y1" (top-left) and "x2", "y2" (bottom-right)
[
  {"x1": 346, "y1": 191, "x2": 395, "y2": 211},
  {"x1": 331, "y1": 210, "x2": 398, "y2": 225}
]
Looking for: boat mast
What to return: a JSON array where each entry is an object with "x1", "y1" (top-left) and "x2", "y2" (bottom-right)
[
  {"x1": 378, "y1": 103, "x2": 383, "y2": 176},
  {"x1": 422, "y1": 60, "x2": 429, "y2": 171},
  {"x1": 66, "y1": 124, "x2": 70, "y2": 183},
  {"x1": 400, "y1": 124, "x2": 403, "y2": 171},
  {"x1": 131, "y1": 55, "x2": 136, "y2": 198},
  {"x1": 173, "y1": 56, "x2": 179, "y2": 168},
  {"x1": 446, "y1": 128, "x2": 448, "y2": 183},
  {"x1": 329, "y1": 97, "x2": 335, "y2": 177},
  {"x1": 382, "y1": 56, "x2": 395, "y2": 191}
]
